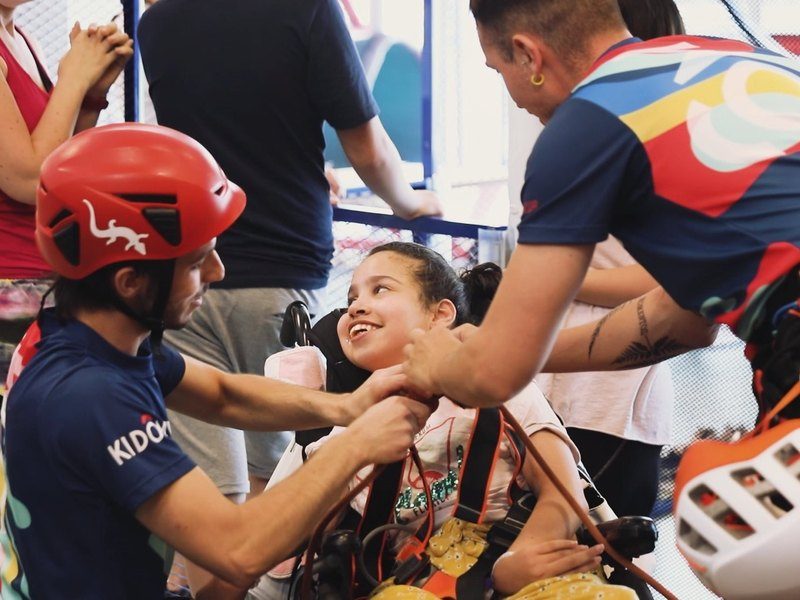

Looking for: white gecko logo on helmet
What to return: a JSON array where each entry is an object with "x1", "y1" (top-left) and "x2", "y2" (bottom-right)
[{"x1": 83, "y1": 199, "x2": 149, "y2": 256}]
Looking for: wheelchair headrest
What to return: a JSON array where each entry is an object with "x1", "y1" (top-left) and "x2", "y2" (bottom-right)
[
  {"x1": 281, "y1": 302, "x2": 371, "y2": 394},
  {"x1": 309, "y1": 309, "x2": 371, "y2": 394}
]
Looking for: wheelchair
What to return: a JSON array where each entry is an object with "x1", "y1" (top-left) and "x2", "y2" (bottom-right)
[{"x1": 269, "y1": 301, "x2": 659, "y2": 600}]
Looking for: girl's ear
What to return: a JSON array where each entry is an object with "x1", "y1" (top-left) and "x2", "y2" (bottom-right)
[{"x1": 430, "y1": 298, "x2": 457, "y2": 329}]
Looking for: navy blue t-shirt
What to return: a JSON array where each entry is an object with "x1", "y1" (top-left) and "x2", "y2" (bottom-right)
[
  {"x1": 1, "y1": 312, "x2": 192, "y2": 598},
  {"x1": 138, "y1": 0, "x2": 378, "y2": 289}
]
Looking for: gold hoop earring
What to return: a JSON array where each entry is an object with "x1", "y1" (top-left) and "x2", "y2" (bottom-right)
[{"x1": 530, "y1": 73, "x2": 545, "y2": 86}]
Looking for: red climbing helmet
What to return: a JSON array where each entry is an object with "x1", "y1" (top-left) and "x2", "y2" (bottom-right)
[{"x1": 36, "y1": 122, "x2": 245, "y2": 279}]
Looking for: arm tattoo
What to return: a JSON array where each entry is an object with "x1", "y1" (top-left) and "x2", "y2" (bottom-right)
[
  {"x1": 613, "y1": 297, "x2": 689, "y2": 368},
  {"x1": 587, "y1": 300, "x2": 629, "y2": 359},
  {"x1": 612, "y1": 337, "x2": 690, "y2": 368},
  {"x1": 587, "y1": 296, "x2": 690, "y2": 368},
  {"x1": 637, "y1": 296, "x2": 649, "y2": 343}
]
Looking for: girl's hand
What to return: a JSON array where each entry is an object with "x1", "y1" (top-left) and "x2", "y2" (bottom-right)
[{"x1": 491, "y1": 540, "x2": 604, "y2": 596}]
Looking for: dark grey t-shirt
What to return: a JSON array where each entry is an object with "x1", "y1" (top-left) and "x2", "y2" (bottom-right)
[{"x1": 138, "y1": 0, "x2": 378, "y2": 289}]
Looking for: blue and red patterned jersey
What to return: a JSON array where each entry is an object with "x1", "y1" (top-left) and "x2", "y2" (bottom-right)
[{"x1": 518, "y1": 36, "x2": 800, "y2": 339}]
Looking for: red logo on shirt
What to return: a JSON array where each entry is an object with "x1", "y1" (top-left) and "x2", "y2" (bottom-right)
[
  {"x1": 140, "y1": 413, "x2": 153, "y2": 425},
  {"x1": 522, "y1": 199, "x2": 539, "y2": 215},
  {"x1": 409, "y1": 470, "x2": 445, "y2": 491}
]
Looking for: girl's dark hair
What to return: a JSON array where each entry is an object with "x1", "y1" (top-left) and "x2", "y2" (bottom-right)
[
  {"x1": 618, "y1": 0, "x2": 685, "y2": 39},
  {"x1": 52, "y1": 259, "x2": 169, "y2": 321},
  {"x1": 367, "y1": 242, "x2": 502, "y2": 326},
  {"x1": 460, "y1": 262, "x2": 503, "y2": 325}
]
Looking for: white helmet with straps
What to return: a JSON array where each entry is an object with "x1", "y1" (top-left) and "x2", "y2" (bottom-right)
[{"x1": 674, "y1": 419, "x2": 800, "y2": 599}]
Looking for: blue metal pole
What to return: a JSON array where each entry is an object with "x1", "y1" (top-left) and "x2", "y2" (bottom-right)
[
  {"x1": 421, "y1": 0, "x2": 433, "y2": 183},
  {"x1": 121, "y1": 0, "x2": 140, "y2": 122}
]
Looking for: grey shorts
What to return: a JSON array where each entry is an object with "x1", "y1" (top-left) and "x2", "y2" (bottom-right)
[{"x1": 165, "y1": 287, "x2": 324, "y2": 495}]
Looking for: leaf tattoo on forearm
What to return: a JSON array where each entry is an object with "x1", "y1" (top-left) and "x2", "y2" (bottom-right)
[
  {"x1": 587, "y1": 297, "x2": 690, "y2": 368},
  {"x1": 612, "y1": 297, "x2": 690, "y2": 368},
  {"x1": 611, "y1": 336, "x2": 689, "y2": 367}
]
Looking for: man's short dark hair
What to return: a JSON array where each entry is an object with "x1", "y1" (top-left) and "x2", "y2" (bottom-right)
[
  {"x1": 470, "y1": 0, "x2": 626, "y2": 66},
  {"x1": 53, "y1": 260, "x2": 168, "y2": 321}
]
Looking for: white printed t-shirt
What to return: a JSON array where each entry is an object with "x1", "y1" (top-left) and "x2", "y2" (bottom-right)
[{"x1": 292, "y1": 378, "x2": 580, "y2": 545}]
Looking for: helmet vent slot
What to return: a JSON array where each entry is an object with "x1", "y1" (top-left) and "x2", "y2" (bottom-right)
[
  {"x1": 213, "y1": 184, "x2": 225, "y2": 196},
  {"x1": 143, "y1": 208, "x2": 182, "y2": 246},
  {"x1": 48, "y1": 209, "x2": 73, "y2": 228},
  {"x1": 775, "y1": 444, "x2": 800, "y2": 481},
  {"x1": 733, "y1": 467, "x2": 793, "y2": 518},
  {"x1": 678, "y1": 518, "x2": 717, "y2": 555},
  {"x1": 690, "y1": 483, "x2": 754, "y2": 539},
  {"x1": 117, "y1": 193, "x2": 177, "y2": 205},
  {"x1": 53, "y1": 222, "x2": 80, "y2": 266}
]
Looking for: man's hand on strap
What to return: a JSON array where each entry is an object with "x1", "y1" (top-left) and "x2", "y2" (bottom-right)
[
  {"x1": 344, "y1": 397, "x2": 434, "y2": 466},
  {"x1": 403, "y1": 324, "x2": 464, "y2": 397},
  {"x1": 345, "y1": 365, "x2": 436, "y2": 424}
]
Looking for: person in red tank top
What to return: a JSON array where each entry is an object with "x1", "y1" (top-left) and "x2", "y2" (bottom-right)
[{"x1": 0, "y1": 0, "x2": 133, "y2": 385}]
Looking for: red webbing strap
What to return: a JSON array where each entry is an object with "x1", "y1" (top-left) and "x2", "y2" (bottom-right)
[
  {"x1": 498, "y1": 405, "x2": 679, "y2": 600},
  {"x1": 748, "y1": 379, "x2": 800, "y2": 438},
  {"x1": 421, "y1": 569, "x2": 458, "y2": 599}
]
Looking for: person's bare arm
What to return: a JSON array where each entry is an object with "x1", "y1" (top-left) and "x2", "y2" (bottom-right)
[
  {"x1": 136, "y1": 397, "x2": 430, "y2": 587},
  {"x1": 193, "y1": 578, "x2": 248, "y2": 600},
  {"x1": 544, "y1": 286, "x2": 718, "y2": 373},
  {"x1": 336, "y1": 117, "x2": 442, "y2": 219},
  {"x1": 404, "y1": 243, "x2": 594, "y2": 407},
  {"x1": 166, "y1": 357, "x2": 410, "y2": 431},
  {"x1": 574, "y1": 264, "x2": 658, "y2": 308},
  {"x1": 0, "y1": 25, "x2": 124, "y2": 204},
  {"x1": 492, "y1": 430, "x2": 599, "y2": 595}
]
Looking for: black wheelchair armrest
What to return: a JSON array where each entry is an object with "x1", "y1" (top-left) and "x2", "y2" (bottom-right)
[{"x1": 576, "y1": 516, "x2": 658, "y2": 559}]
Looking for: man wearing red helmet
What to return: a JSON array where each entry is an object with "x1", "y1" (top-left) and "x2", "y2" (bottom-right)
[{"x1": 0, "y1": 123, "x2": 432, "y2": 599}]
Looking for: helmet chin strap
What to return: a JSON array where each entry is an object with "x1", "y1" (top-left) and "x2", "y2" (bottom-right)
[{"x1": 110, "y1": 260, "x2": 176, "y2": 353}]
